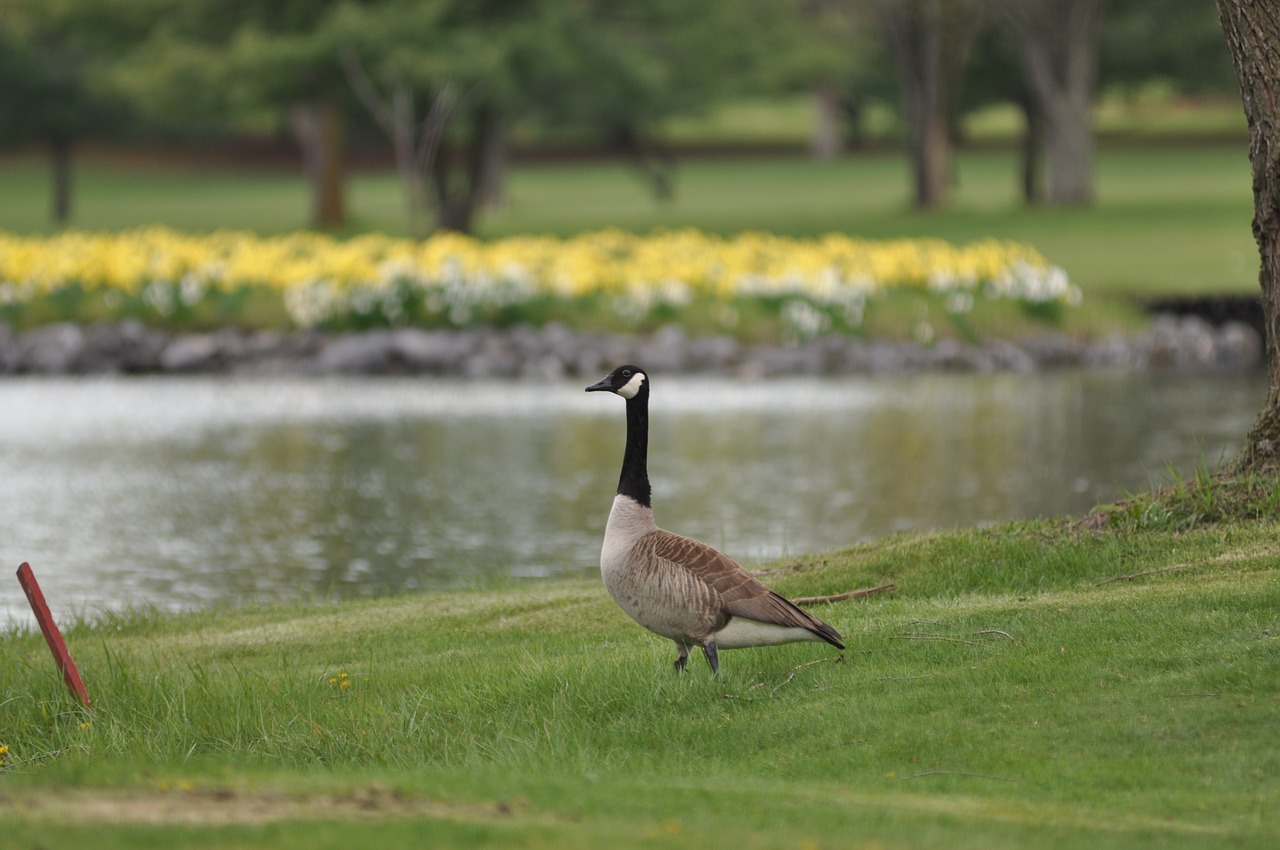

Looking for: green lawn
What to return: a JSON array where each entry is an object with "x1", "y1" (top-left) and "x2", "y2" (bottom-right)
[
  {"x1": 0, "y1": 146, "x2": 1257, "y2": 301},
  {"x1": 481, "y1": 149, "x2": 1257, "y2": 298},
  {"x1": 2, "y1": 505, "x2": 1278, "y2": 848}
]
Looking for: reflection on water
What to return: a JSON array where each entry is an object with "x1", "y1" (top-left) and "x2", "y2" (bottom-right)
[{"x1": 0, "y1": 371, "x2": 1265, "y2": 624}]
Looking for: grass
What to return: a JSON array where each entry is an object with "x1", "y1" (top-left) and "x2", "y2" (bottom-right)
[
  {"x1": 0, "y1": 146, "x2": 1257, "y2": 303},
  {"x1": 1090, "y1": 458, "x2": 1280, "y2": 533},
  {"x1": 2, "y1": 505, "x2": 1278, "y2": 848},
  {"x1": 2, "y1": 101, "x2": 1272, "y2": 845}
]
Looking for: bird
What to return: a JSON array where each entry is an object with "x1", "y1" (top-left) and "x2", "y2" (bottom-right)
[{"x1": 585, "y1": 364, "x2": 844, "y2": 675}]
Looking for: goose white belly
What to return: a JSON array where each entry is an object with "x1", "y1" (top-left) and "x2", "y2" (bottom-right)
[{"x1": 713, "y1": 617, "x2": 821, "y2": 649}]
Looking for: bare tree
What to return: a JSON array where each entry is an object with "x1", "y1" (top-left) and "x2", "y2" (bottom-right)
[
  {"x1": 998, "y1": 0, "x2": 1106, "y2": 207},
  {"x1": 431, "y1": 99, "x2": 501, "y2": 233},
  {"x1": 340, "y1": 47, "x2": 459, "y2": 237},
  {"x1": 1216, "y1": 0, "x2": 1280, "y2": 474},
  {"x1": 873, "y1": 0, "x2": 982, "y2": 209}
]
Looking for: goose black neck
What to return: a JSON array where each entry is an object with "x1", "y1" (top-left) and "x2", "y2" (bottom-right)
[{"x1": 617, "y1": 385, "x2": 652, "y2": 508}]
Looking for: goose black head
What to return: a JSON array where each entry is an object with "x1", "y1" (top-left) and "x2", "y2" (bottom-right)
[{"x1": 585, "y1": 365, "x2": 648, "y2": 400}]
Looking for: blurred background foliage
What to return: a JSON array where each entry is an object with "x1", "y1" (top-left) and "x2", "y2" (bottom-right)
[{"x1": 0, "y1": 0, "x2": 1242, "y2": 237}]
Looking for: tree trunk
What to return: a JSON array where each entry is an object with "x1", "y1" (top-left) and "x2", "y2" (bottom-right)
[
  {"x1": 1004, "y1": 0, "x2": 1102, "y2": 207},
  {"x1": 1017, "y1": 90, "x2": 1046, "y2": 205},
  {"x1": 480, "y1": 110, "x2": 507, "y2": 209},
  {"x1": 876, "y1": 0, "x2": 980, "y2": 209},
  {"x1": 811, "y1": 79, "x2": 843, "y2": 160},
  {"x1": 1043, "y1": 81, "x2": 1095, "y2": 205},
  {"x1": 842, "y1": 96, "x2": 868, "y2": 151},
  {"x1": 290, "y1": 95, "x2": 346, "y2": 229},
  {"x1": 50, "y1": 136, "x2": 73, "y2": 225},
  {"x1": 1216, "y1": 0, "x2": 1280, "y2": 473},
  {"x1": 431, "y1": 102, "x2": 500, "y2": 234},
  {"x1": 914, "y1": 109, "x2": 950, "y2": 208}
]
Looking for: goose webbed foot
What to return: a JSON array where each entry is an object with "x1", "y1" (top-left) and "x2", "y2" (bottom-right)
[
  {"x1": 673, "y1": 641, "x2": 690, "y2": 673},
  {"x1": 701, "y1": 641, "x2": 719, "y2": 677}
]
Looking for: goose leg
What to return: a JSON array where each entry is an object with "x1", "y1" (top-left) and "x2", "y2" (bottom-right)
[
  {"x1": 673, "y1": 641, "x2": 690, "y2": 673},
  {"x1": 701, "y1": 640, "x2": 720, "y2": 677}
]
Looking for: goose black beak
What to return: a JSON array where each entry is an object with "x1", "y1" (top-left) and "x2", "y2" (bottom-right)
[{"x1": 585, "y1": 377, "x2": 615, "y2": 393}]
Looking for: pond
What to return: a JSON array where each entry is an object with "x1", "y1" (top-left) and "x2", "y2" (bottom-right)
[{"x1": 0, "y1": 370, "x2": 1265, "y2": 626}]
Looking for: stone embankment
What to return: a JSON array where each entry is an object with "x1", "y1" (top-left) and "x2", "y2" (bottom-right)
[{"x1": 0, "y1": 315, "x2": 1261, "y2": 378}]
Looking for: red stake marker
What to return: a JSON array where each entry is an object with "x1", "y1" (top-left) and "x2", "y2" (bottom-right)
[{"x1": 16, "y1": 562, "x2": 91, "y2": 708}]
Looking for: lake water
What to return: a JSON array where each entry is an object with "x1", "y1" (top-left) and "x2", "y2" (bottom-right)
[{"x1": 0, "y1": 370, "x2": 1265, "y2": 626}]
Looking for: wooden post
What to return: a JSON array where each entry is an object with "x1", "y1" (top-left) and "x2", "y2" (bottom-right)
[{"x1": 16, "y1": 562, "x2": 91, "y2": 708}]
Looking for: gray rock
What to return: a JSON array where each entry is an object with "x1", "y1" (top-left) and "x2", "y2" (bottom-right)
[
  {"x1": 15, "y1": 323, "x2": 85, "y2": 373},
  {"x1": 0, "y1": 311, "x2": 1263, "y2": 378},
  {"x1": 391, "y1": 328, "x2": 470, "y2": 372},
  {"x1": 75, "y1": 321, "x2": 169, "y2": 373},
  {"x1": 159, "y1": 334, "x2": 224, "y2": 372},
  {"x1": 539, "y1": 322, "x2": 579, "y2": 360},
  {"x1": 1022, "y1": 333, "x2": 1085, "y2": 368},
  {"x1": 315, "y1": 331, "x2": 396, "y2": 374},
  {"x1": 1218, "y1": 321, "x2": 1262, "y2": 367},
  {"x1": 520, "y1": 354, "x2": 568, "y2": 380},
  {"x1": 986, "y1": 339, "x2": 1037, "y2": 373}
]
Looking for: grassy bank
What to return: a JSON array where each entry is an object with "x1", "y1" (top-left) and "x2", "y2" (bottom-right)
[{"x1": 2, "y1": 506, "x2": 1277, "y2": 848}]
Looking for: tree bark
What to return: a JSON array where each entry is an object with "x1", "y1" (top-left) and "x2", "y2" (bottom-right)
[
  {"x1": 812, "y1": 79, "x2": 843, "y2": 160},
  {"x1": 480, "y1": 110, "x2": 507, "y2": 209},
  {"x1": 1003, "y1": 0, "x2": 1103, "y2": 207},
  {"x1": 289, "y1": 95, "x2": 346, "y2": 229},
  {"x1": 339, "y1": 48, "x2": 454, "y2": 238},
  {"x1": 1216, "y1": 0, "x2": 1280, "y2": 473},
  {"x1": 1017, "y1": 89, "x2": 1046, "y2": 205},
  {"x1": 606, "y1": 121, "x2": 677, "y2": 202},
  {"x1": 431, "y1": 101, "x2": 501, "y2": 234},
  {"x1": 876, "y1": 0, "x2": 980, "y2": 209},
  {"x1": 50, "y1": 136, "x2": 73, "y2": 225}
]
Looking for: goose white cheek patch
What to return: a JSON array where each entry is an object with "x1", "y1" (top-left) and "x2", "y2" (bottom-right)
[{"x1": 616, "y1": 372, "x2": 646, "y2": 399}]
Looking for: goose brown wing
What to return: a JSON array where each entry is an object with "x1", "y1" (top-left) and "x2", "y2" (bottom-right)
[{"x1": 645, "y1": 530, "x2": 845, "y2": 648}]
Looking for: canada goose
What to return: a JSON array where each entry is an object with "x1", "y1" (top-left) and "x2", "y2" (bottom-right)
[{"x1": 585, "y1": 364, "x2": 844, "y2": 675}]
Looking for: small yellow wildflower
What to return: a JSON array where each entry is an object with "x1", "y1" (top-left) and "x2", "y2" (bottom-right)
[
  {"x1": 0, "y1": 744, "x2": 9, "y2": 767},
  {"x1": 80, "y1": 721, "x2": 92, "y2": 730}
]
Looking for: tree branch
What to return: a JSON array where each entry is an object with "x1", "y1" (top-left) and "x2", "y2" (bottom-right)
[
  {"x1": 338, "y1": 46, "x2": 395, "y2": 137},
  {"x1": 791, "y1": 584, "x2": 896, "y2": 606}
]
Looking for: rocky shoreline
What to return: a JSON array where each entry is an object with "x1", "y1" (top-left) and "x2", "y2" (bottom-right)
[{"x1": 0, "y1": 314, "x2": 1262, "y2": 378}]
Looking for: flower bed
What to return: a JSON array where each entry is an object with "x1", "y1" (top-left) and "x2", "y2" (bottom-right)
[{"x1": 0, "y1": 227, "x2": 1077, "y2": 338}]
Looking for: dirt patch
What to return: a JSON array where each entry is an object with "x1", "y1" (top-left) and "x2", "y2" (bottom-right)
[{"x1": 2, "y1": 785, "x2": 534, "y2": 826}]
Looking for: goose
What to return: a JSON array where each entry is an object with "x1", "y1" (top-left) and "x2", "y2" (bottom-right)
[{"x1": 586, "y1": 364, "x2": 844, "y2": 675}]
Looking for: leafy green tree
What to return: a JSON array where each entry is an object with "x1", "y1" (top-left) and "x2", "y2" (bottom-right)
[
  {"x1": 753, "y1": 1, "x2": 895, "y2": 159},
  {"x1": 1106, "y1": 0, "x2": 1237, "y2": 97},
  {"x1": 335, "y1": 0, "x2": 777, "y2": 235},
  {"x1": 116, "y1": 0, "x2": 365, "y2": 228},
  {"x1": 331, "y1": 0, "x2": 530, "y2": 235},
  {"x1": 0, "y1": 1, "x2": 130, "y2": 224}
]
